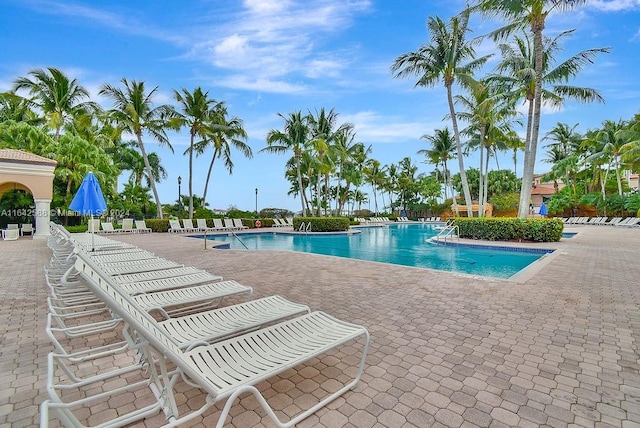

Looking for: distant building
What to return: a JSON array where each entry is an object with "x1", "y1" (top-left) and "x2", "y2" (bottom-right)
[{"x1": 530, "y1": 174, "x2": 564, "y2": 208}]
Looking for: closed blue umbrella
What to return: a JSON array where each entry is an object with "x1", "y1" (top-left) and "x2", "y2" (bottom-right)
[
  {"x1": 539, "y1": 202, "x2": 548, "y2": 216},
  {"x1": 69, "y1": 172, "x2": 107, "y2": 250}
]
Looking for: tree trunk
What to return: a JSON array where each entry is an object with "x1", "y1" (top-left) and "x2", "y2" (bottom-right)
[
  {"x1": 295, "y1": 153, "x2": 306, "y2": 216},
  {"x1": 202, "y1": 151, "x2": 217, "y2": 205},
  {"x1": 137, "y1": 133, "x2": 163, "y2": 218},
  {"x1": 446, "y1": 82, "x2": 473, "y2": 216},
  {"x1": 188, "y1": 132, "x2": 194, "y2": 219}
]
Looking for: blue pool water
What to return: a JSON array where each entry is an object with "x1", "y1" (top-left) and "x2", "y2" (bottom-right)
[{"x1": 202, "y1": 224, "x2": 551, "y2": 279}]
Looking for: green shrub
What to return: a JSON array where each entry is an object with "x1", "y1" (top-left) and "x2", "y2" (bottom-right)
[
  {"x1": 144, "y1": 218, "x2": 170, "y2": 232},
  {"x1": 292, "y1": 217, "x2": 350, "y2": 232},
  {"x1": 64, "y1": 225, "x2": 88, "y2": 233},
  {"x1": 453, "y1": 217, "x2": 563, "y2": 242}
]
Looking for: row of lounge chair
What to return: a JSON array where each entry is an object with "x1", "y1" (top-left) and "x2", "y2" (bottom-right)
[
  {"x1": 272, "y1": 218, "x2": 294, "y2": 227},
  {"x1": 168, "y1": 218, "x2": 248, "y2": 233},
  {"x1": 42, "y1": 223, "x2": 369, "y2": 427},
  {"x1": 560, "y1": 216, "x2": 640, "y2": 227},
  {"x1": 419, "y1": 217, "x2": 442, "y2": 222},
  {"x1": 89, "y1": 218, "x2": 152, "y2": 234},
  {"x1": 355, "y1": 217, "x2": 390, "y2": 223}
]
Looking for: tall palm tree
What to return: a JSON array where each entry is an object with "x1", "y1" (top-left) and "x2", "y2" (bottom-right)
[
  {"x1": 0, "y1": 91, "x2": 42, "y2": 125},
  {"x1": 585, "y1": 120, "x2": 628, "y2": 196},
  {"x1": 418, "y1": 128, "x2": 456, "y2": 204},
  {"x1": 364, "y1": 159, "x2": 386, "y2": 215},
  {"x1": 332, "y1": 129, "x2": 360, "y2": 215},
  {"x1": 263, "y1": 111, "x2": 310, "y2": 216},
  {"x1": 196, "y1": 102, "x2": 251, "y2": 207},
  {"x1": 99, "y1": 78, "x2": 175, "y2": 218},
  {"x1": 13, "y1": 67, "x2": 99, "y2": 140},
  {"x1": 307, "y1": 108, "x2": 351, "y2": 215},
  {"x1": 456, "y1": 78, "x2": 519, "y2": 215},
  {"x1": 173, "y1": 87, "x2": 219, "y2": 218},
  {"x1": 391, "y1": 9, "x2": 492, "y2": 216},
  {"x1": 475, "y1": 0, "x2": 606, "y2": 217}
]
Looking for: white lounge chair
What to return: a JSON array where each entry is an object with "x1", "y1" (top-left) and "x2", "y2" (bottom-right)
[
  {"x1": 100, "y1": 222, "x2": 117, "y2": 234},
  {"x1": 168, "y1": 219, "x2": 184, "y2": 233},
  {"x1": 43, "y1": 254, "x2": 370, "y2": 428},
  {"x1": 213, "y1": 218, "x2": 229, "y2": 231},
  {"x1": 223, "y1": 218, "x2": 237, "y2": 230},
  {"x1": 121, "y1": 218, "x2": 135, "y2": 233},
  {"x1": 87, "y1": 219, "x2": 101, "y2": 233},
  {"x1": 134, "y1": 220, "x2": 152, "y2": 233},
  {"x1": 233, "y1": 218, "x2": 248, "y2": 229},
  {"x1": 182, "y1": 219, "x2": 199, "y2": 232},
  {"x1": 196, "y1": 218, "x2": 215, "y2": 232}
]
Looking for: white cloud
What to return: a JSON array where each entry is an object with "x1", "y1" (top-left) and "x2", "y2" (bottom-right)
[
  {"x1": 587, "y1": 0, "x2": 640, "y2": 12},
  {"x1": 341, "y1": 111, "x2": 440, "y2": 144}
]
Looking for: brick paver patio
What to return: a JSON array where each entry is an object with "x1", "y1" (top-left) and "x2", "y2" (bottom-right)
[{"x1": 1, "y1": 224, "x2": 639, "y2": 427}]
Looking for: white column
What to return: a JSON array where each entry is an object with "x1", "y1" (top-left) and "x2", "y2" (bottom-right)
[{"x1": 34, "y1": 198, "x2": 51, "y2": 238}]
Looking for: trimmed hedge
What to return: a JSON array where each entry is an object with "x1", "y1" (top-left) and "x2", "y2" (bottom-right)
[
  {"x1": 144, "y1": 218, "x2": 171, "y2": 232},
  {"x1": 292, "y1": 217, "x2": 350, "y2": 232},
  {"x1": 453, "y1": 217, "x2": 563, "y2": 242}
]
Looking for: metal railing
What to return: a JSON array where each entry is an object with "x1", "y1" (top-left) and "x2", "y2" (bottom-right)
[{"x1": 434, "y1": 224, "x2": 459, "y2": 244}]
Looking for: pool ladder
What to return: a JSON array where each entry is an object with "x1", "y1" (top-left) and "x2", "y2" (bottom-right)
[
  {"x1": 298, "y1": 222, "x2": 312, "y2": 233},
  {"x1": 434, "y1": 223, "x2": 459, "y2": 244}
]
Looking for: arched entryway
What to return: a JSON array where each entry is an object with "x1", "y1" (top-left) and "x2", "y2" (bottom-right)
[{"x1": 0, "y1": 149, "x2": 57, "y2": 238}]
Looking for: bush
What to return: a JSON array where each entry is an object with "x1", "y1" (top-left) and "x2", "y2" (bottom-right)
[
  {"x1": 144, "y1": 218, "x2": 170, "y2": 232},
  {"x1": 292, "y1": 217, "x2": 350, "y2": 232},
  {"x1": 453, "y1": 217, "x2": 563, "y2": 242},
  {"x1": 64, "y1": 225, "x2": 88, "y2": 233}
]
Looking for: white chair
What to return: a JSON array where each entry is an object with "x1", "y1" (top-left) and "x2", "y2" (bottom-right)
[
  {"x1": 168, "y1": 219, "x2": 184, "y2": 233},
  {"x1": 2, "y1": 228, "x2": 19, "y2": 240},
  {"x1": 43, "y1": 253, "x2": 370, "y2": 428},
  {"x1": 223, "y1": 218, "x2": 237, "y2": 230},
  {"x1": 87, "y1": 219, "x2": 101, "y2": 233},
  {"x1": 20, "y1": 223, "x2": 34, "y2": 236},
  {"x1": 233, "y1": 218, "x2": 248, "y2": 229},
  {"x1": 121, "y1": 219, "x2": 135, "y2": 233},
  {"x1": 212, "y1": 218, "x2": 228, "y2": 231},
  {"x1": 100, "y1": 222, "x2": 117, "y2": 234},
  {"x1": 196, "y1": 218, "x2": 215, "y2": 232},
  {"x1": 134, "y1": 220, "x2": 152, "y2": 233},
  {"x1": 181, "y1": 219, "x2": 199, "y2": 232}
]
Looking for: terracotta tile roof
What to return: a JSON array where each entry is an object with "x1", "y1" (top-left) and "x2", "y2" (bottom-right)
[
  {"x1": 0, "y1": 148, "x2": 57, "y2": 166},
  {"x1": 531, "y1": 186, "x2": 556, "y2": 195}
]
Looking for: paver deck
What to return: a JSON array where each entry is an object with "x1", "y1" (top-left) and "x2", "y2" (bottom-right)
[{"x1": 1, "y1": 224, "x2": 639, "y2": 427}]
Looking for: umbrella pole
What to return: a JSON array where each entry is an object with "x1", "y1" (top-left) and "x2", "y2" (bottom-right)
[{"x1": 91, "y1": 214, "x2": 95, "y2": 252}]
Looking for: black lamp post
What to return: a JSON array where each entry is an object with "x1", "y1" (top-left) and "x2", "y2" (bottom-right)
[
  {"x1": 255, "y1": 188, "x2": 258, "y2": 215},
  {"x1": 178, "y1": 176, "x2": 182, "y2": 218}
]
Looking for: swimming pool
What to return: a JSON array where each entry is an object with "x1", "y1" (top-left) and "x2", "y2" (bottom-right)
[{"x1": 201, "y1": 223, "x2": 552, "y2": 279}]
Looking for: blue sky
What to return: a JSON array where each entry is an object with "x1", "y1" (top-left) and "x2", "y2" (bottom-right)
[{"x1": 1, "y1": 0, "x2": 639, "y2": 213}]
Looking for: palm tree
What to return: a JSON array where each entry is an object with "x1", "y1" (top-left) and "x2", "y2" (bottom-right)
[
  {"x1": 0, "y1": 91, "x2": 42, "y2": 125},
  {"x1": 391, "y1": 9, "x2": 492, "y2": 216},
  {"x1": 364, "y1": 159, "x2": 386, "y2": 215},
  {"x1": 263, "y1": 111, "x2": 310, "y2": 216},
  {"x1": 332, "y1": 129, "x2": 361, "y2": 214},
  {"x1": 99, "y1": 78, "x2": 175, "y2": 218},
  {"x1": 307, "y1": 108, "x2": 352, "y2": 215},
  {"x1": 196, "y1": 102, "x2": 251, "y2": 207},
  {"x1": 13, "y1": 67, "x2": 99, "y2": 139},
  {"x1": 173, "y1": 87, "x2": 219, "y2": 218},
  {"x1": 475, "y1": 0, "x2": 607, "y2": 217},
  {"x1": 456, "y1": 78, "x2": 519, "y2": 215},
  {"x1": 584, "y1": 120, "x2": 628, "y2": 196},
  {"x1": 418, "y1": 128, "x2": 456, "y2": 205}
]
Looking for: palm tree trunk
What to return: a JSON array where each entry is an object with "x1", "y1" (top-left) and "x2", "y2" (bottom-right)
[
  {"x1": 295, "y1": 153, "x2": 306, "y2": 216},
  {"x1": 518, "y1": 24, "x2": 544, "y2": 218},
  {"x1": 478, "y1": 136, "x2": 485, "y2": 217},
  {"x1": 188, "y1": 133, "x2": 194, "y2": 219},
  {"x1": 203, "y1": 152, "x2": 217, "y2": 205},
  {"x1": 446, "y1": 83, "x2": 473, "y2": 216},
  {"x1": 137, "y1": 134, "x2": 163, "y2": 218},
  {"x1": 483, "y1": 146, "x2": 490, "y2": 216}
]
